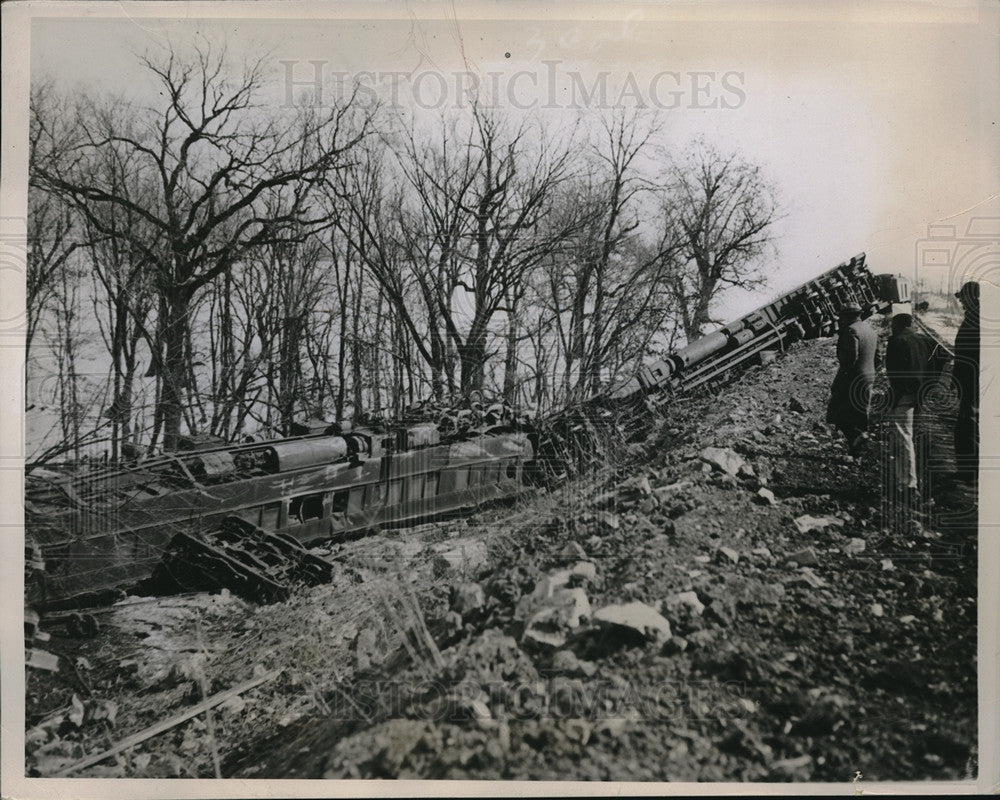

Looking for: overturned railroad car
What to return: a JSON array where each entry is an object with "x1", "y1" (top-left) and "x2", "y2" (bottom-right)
[
  {"x1": 602, "y1": 252, "x2": 906, "y2": 409},
  {"x1": 25, "y1": 428, "x2": 534, "y2": 607}
]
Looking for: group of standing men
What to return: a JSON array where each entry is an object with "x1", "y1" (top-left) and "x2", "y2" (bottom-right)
[{"x1": 826, "y1": 281, "x2": 980, "y2": 506}]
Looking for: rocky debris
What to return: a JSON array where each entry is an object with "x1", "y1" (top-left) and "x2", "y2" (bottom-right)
[
  {"x1": 793, "y1": 514, "x2": 845, "y2": 534},
  {"x1": 700, "y1": 446, "x2": 745, "y2": 477},
  {"x1": 769, "y1": 754, "x2": 813, "y2": 781},
  {"x1": 516, "y1": 569, "x2": 589, "y2": 619},
  {"x1": 593, "y1": 602, "x2": 672, "y2": 642},
  {"x1": 715, "y1": 546, "x2": 740, "y2": 565},
  {"x1": 786, "y1": 547, "x2": 819, "y2": 567},
  {"x1": 652, "y1": 480, "x2": 691, "y2": 506},
  {"x1": 346, "y1": 719, "x2": 439, "y2": 778},
  {"x1": 29, "y1": 336, "x2": 976, "y2": 784},
  {"x1": 661, "y1": 636, "x2": 689, "y2": 655},
  {"x1": 664, "y1": 591, "x2": 705, "y2": 616},
  {"x1": 550, "y1": 649, "x2": 598, "y2": 678},
  {"x1": 444, "y1": 628, "x2": 539, "y2": 684},
  {"x1": 788, "y1": 567, "x2": 826, "y2": 589},
  {"x1": 559, "y1": 541, "x2": 588, "y2": 561},
  {"x1": 755, "y1": 487, "x2": 777, "y2": 505},
  {"x1": 685, "y1": 629, "x2": 718, "y2": 651},
  {"x1": 712, "y1": 472, "x2": 739, "y2": 489},
  {"x1": 441, "y1": 610, "x2": 463, "y2": 640},
  {"x1": 662, "y1": 592, "x2": 706, "y2": 636},
  {"x1": 704, "y1": 598, "x2": 735, "y2": 627},
  {"x1": 522, "y1": 591, "x2": 591, "y2": 651},
  {"x1": 594, "y1": 511, "x2": 620, "y2": 531},
  {"x1": 634, "y1": 475, "x2": 653, "y2": 496},
  {"x1": 518, "y1": 571, "x2": 592, "y2": 651},
  {"x1": 570, "y1": 561, "x2": 597, "y2": 581},
  {"x1": 452, "y1": 583, "x2": 486, "y2": 618},
  {"x1": 562, "y1": 718, "x2": 592, "y2": 745},
  {"x1": 788, "y1": 396, "x2": 807, "y2": 414},
  {"x1": 433, "y1": 539, "x2": 489, "y2": 574},
  {"x1": 708, "y1": 575, "x2": 786, "y2": 611},
  {"x1": 843, "y1": 538, "x2": 866, "y2": 555}
]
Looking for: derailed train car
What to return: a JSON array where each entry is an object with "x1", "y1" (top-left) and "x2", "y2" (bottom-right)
[
  {"x1": 604, "y1": 252, "x2": 906, "y2": 409},
  {"x1": 26, "y1": 426, "x2": 534, "y2": 607},
  {"x1": 25, "y1": 252, "x2": 908, "y2": 609},
  {"x1": 533, "y1": 253, "x2": 908, "y2": 472}
]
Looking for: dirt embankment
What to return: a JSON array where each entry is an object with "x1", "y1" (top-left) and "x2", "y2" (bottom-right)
[{"x1": 26, "y1": 336, "x2": 977, "y2": 783}]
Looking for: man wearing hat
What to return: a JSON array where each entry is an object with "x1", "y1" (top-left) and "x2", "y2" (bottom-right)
[
  {"x1": 885, "y1": 312, "x2": 932, "y2": 505},
  {"x1": 953, "y1": 281, "x2": 980, "y2": 484},
  {"x1": 827, "y1": 301, "x2": 878, "y2": 457}
]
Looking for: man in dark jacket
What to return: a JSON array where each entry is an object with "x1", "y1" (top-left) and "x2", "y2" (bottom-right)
[
  {"x1": 953, "y1": 281, "x2": 980, "y2": 484},
  {"x1": 827, "y1": 302, "x2": 878, "y2": 456},
  {"x1": 885, "y1": 313, "x2": 931, "y2": 497}
]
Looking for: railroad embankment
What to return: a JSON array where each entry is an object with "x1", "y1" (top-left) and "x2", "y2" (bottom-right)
[{"x1": 27, "y1": 336, "x2": 977, "y2": 783}]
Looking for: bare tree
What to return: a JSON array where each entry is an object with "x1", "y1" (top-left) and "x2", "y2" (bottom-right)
[
  {"x1": 536, "y1": 111, "x2": 680, "y2": 403},
  {"x1": 78, "y1": 121, "x2": 160, "y2": 459},
  {"x1": 30, "y1": 44, "x2": 375, "y2": 449},
  {"x1": 27, "y1": 83, "x2": 80, "y2": 369},
  {"x1": 86, "y1": 220, "x2": 156, "y2": 460},
  {"x1": 251, "y1": 233, "x2": 329, "y2": 433},
  {"x1": 379, "y1": 105, "x2": 580, "y2": 399},
  {"x1": 660, "y1": 138, "x2": 780, "y2": 340},
  {"x1": 43, "y1": 255, "x2": 87, "y2": 460}
]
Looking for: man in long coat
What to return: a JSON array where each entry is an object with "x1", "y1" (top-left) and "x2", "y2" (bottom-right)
[
  {"x1": 827, "y1": 302, "x2": 878, "y2": 457},
  {"x1": 952, "y1": 281, "x2": 980, "y2": 485},
  {"x1": 885, "y1": 312, "x2": 931, "y2": 499}
]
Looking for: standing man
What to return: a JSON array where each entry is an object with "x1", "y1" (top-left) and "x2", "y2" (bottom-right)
[
  {"x1": 953, "y1": 281, "x2": 980, "y2": 485},
  {"x1": 827, "y1": 301, "x2": 878, "y2": 457},
  {"x1": 885, "y1": 313, "x2": 930, "y2": 503}
]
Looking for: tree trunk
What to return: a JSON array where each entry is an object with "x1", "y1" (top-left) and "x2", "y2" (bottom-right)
[
  {"x1": 687, "y1": 279, "x2": 714, "y2": 340},
  {"x1": 159, "y1": 289, "x2": 191, "y2": 451},
  {"x1": 502, "y1": 309, "x2": 519, "y2": 405}
]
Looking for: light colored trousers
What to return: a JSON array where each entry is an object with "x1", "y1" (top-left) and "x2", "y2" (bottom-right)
[{"x1": 888, "y1": 395, "x2": 918, "y2": 490}]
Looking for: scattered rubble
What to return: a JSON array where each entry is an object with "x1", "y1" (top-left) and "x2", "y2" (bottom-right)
[
  {"x1": 593, "y1": 602, "x2": 672, "y2": 642},
  {"x1": 793, "y1": 514, "x2": 845, "y2": 535},
  {"x1": 786, "y1": 547, "x2": 819, "y2": 567},
  {"x1": 700, "y1": 446, "x2": 746, "y2": 477},
  {"x1": 551, "y1": 649, "x2": 598, "y2": 678},
  {"x1": 664, "y1": 591, "x2": 706, "y2": 616},
  {"x1": 453, "y1": 583, "x2": 486, "y2": 618},
  {"x1": 843, "y1": 538, "x2": 866, "y2": 555},
  {"x1": 755, "y1": 487, "x2": 777, "y2": 505}
]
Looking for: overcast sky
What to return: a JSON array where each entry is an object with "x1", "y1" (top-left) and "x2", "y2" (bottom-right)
[{"x1": 22, "y1": 2, "x2": 1000, "y2": 319}]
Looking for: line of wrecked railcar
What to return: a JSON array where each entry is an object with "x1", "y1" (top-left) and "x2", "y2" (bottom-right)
[{"x1": 24, "y1": 252, "x2": 910, "y2": 611}]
